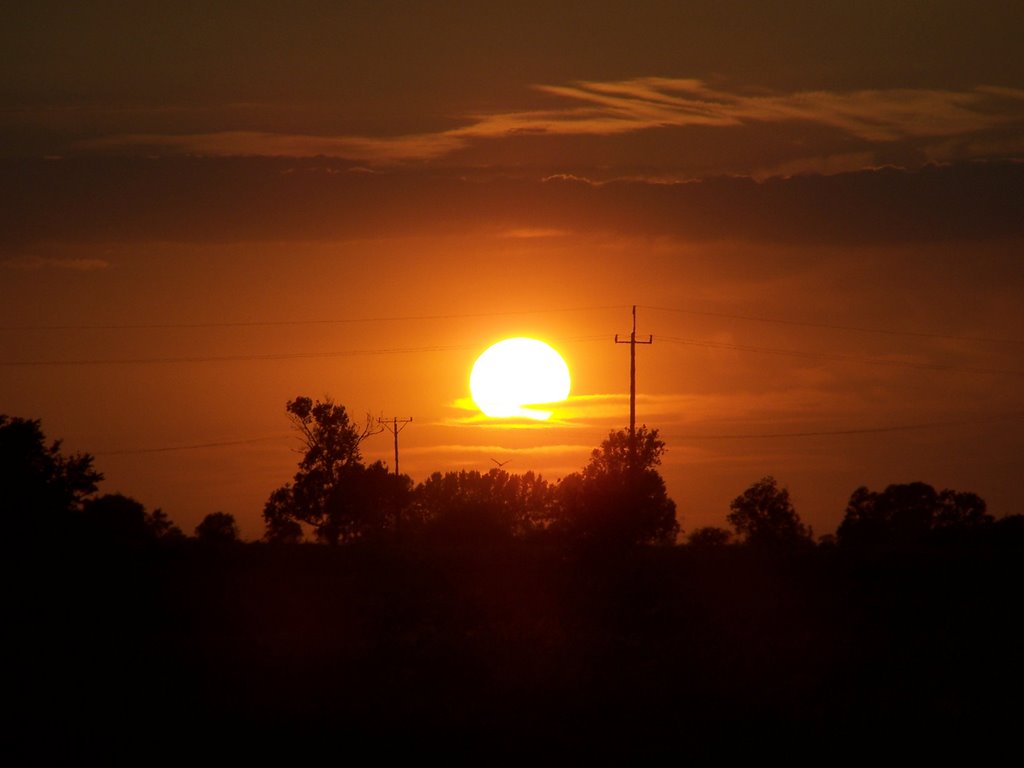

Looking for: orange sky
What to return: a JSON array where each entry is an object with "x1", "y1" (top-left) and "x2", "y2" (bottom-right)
[{"x1": 2, "y1": 3, "x2": 1023, "y2": 538}]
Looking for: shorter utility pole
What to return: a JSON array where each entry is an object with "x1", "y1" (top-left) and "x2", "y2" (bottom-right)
[
  {"x1": 379, "y1": 416, "x2": 412, "y2": 536},
  {"x1": 379, "y1": 416, "x2": 413, "y2": 477},
  {"x1": 615, "y1": 305, "x2": 653, "y2": 471}
]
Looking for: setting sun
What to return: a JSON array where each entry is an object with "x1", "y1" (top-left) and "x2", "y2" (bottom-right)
[{"x1": 470, "y1": 338, "x2": 571, "y2": 421}]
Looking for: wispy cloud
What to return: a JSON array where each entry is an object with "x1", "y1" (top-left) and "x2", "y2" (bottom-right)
[
  {"x1": 84, "y1": 130, "x2": 462, "y2": 162},
  {"x1": 82, "y1": 79, "x2": 1024, "y2": 171},
  {"x1": 486, "y1": 79, "x2": 1024, "y2": 143},
  {"x1": 446, "y1": 393, "x2": 630, "y2": 427},
  {"x1": 498, "y1": 227, "x2": 570, "y2": 239},
  {"x1": 406, "y1": 443, "x2": 594, "y2": 457},
  {"x1": 3, "y1": 256, "x2": 110, "y2": 271}
]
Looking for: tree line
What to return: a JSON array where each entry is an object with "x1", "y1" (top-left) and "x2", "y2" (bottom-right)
[
  {"x1": 2, "y1": 402, "x2": 1019, "y2": 551},
  {"x1": 0, "y1": 413, "x2": 237, "y2": 547},
  {"x1": 7, "y1": 406, "x2": 1023, "y2": 755}
]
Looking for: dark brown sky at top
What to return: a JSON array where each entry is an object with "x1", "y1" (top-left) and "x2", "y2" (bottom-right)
[
  {"x1": 4, "y1": 1, "x2": 1024, "y2": 160},
  {"x1": 2, "y1": 2, "x2": 1023, "y2": 538}
]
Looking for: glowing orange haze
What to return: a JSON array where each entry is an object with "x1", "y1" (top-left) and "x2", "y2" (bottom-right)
[{"x1": 4, "y1": 225, "x2": 1022, "y2": 541}]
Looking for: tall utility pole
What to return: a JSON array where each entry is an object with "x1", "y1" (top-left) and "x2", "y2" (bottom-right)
[
  {"x1": 379, "y1": 416, "x2": 413, "y2": 477},
  {"x1": 615, "y1": 305, "x2": 653, "y2": 469}
]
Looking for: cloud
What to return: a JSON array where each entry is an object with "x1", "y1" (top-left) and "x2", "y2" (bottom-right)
[
  {"x1": 84, "y1": 130, "x2": 463, "y2": 163},
  {"x1": 469, "y1": 79, "x2": 1024, "y2": 144},
  {"x1": 498, "y1": 227, "x2": 570, "y2": 239},
  {"x1": 3, "y1": 255, "x2": 110, "y2": 271},
  {"x1": 78, "y1": 79, "x2": 1024, "y2": 172},
  {"x1": 406, "y1": 443, "x2": 594, "y2": 458},
  {"x1": 2, "y1": 155, "x2": 1021, "y2": 247},
  {"x1": 446, "y1": 393, "x2": 630, "y2": 427}
]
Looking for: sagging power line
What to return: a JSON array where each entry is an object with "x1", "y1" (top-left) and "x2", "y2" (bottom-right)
[
  {"x1": 0, "y1": 304, "x2": 626, "y2": 332},
  {"x1": 642, "y1": 304, "x2": 1024, "y2": 346},
  {"x1": 659, "y1": 335, "x2": 1024, "y2": 378}
]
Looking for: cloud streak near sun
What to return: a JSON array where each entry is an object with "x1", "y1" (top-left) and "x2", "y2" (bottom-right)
[{"x1": 85, "y1": 79, "x2": 1024, "y2": 171}]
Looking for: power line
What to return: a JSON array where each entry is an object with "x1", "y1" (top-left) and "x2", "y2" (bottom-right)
[
  {"x1": 90, "y1": 412, "x2": 1024, "y2": 457},
  {"x1": 0, "y1": 344, "x2": 474, "y2": 367},
  {"x1": 6, "y1": 300, "x2": 1019, "y2": 359},
  {"x1": 668, "y1": 412, "x2": 1024, "y2": 440},
  {"x1": 659, "y1": 335, "x2": 1024, "y2": 377},
  {"x1": 0, "y1": 335, "x2": 606, "y2": 367},
  {"x1": 95, "y1": 433, "x2": 292, "y2": 456},
  {"x1": 0, "y1": 304, "x2": 627, "y2": 332},
  {"x1": 643, "y1": 304, "x2": 1024, "y2": 346}
]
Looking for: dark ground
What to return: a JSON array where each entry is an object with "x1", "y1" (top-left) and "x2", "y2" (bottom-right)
[{"x1": 9, "y1": 534, "x2": 1023, "y2": 759}]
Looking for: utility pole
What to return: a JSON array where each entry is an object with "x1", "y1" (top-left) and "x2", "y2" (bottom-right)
[
  {"x1": 379, "y1": 416, "x2": 412, "y2": 536},
  {"x1": 379, "y1": 416, "x2": 413, "y2": 477},
  {"x1": 615, "y1": 305, "x2": 653, "y2": 470}
]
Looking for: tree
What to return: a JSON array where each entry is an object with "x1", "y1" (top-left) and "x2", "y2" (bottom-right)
[
  {"x1": 80, "y1": 493, "x2": 183, "y2": 546},
  {"x1": 554, "y1": 425, "x2": 678, "y2": 546},
  {"x1": 263, "y1": 487, "x2": 304, "y2": 544},
  {"x1": 195, "y1": 511, "x2": 240, "y2": 544},
  {"x1": 687, "y1": 526, "x2": 733, "y2": 547},
  {"x1": 1, "y1": 414, "x2": 103, "y2": 539},
  {"x1": 413, "y1": 468, "x2": 554, "y2": 540},
  {"x1": 935, "y1": 489, "x2": 991, "y2": 529},
  {"x1": 262, "y1": 396, "x2": 403, "y2": 544},
  {"x1": 81, "y1": 493, "x2": 148, "y2": 544},
  {"x1": 836, "y1": 482, "x2": 993, "y2": 549},
  {"x1": 727, "y1": 476, "x2": 812, "y2": 548},
  {"x1": 147, "y1": 507, "x2": 185, "y2": 542}
]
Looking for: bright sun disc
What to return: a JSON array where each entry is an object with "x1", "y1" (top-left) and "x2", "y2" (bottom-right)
[{"x1": 470, "y1": 338, "x2": 571, "y2": 421}]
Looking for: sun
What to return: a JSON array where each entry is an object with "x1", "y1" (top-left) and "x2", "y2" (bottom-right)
[{"x1": 470, "y1": 338, "x2": 571, "y2": 421}]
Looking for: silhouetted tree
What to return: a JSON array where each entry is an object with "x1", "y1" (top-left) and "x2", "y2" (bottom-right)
[
  {"x1": 727, "y1": 476, "x2": 812, "y2": 548},
  {"x1": 195, "y1": 511, "x2": 240, "y2": 544},
  {"x1": 146, "y1": 507, "x2": 185, "y2": 542},
  {"x1": 993, "y1": 513, "x2": 1024, "y2": 542},
  {"x1": 413, "y1": 468, "x2": 554, "y2": 539},
  {"x1": 262, "y1": 396, "x2": 406, "y2": 543},
  {"x1": 687, "y1": 526, "x2": 733, "y2": 547},
  {"x1": 1, "y1": 414, "x2": 103, "y2": 539},
  {"x1": 263, "y1": 487, "x2": 304, "y2": 543},
  {"x1": 935, "y1": 489, "x2": 991, "y2": 529},
  {"x1": 837, "y1": 482, "x2": 993, "y2": 549},
  {"x1": 554, "y1": 426, "x2": 678, "y2": 546},
  {"x1": 80, "y1": 493, "x2": 181, "y2": 546}
]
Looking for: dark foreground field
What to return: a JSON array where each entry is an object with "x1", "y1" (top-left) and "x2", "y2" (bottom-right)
[{"x1": 10, "y1": 536, "x2": 1023, "y2": 759}]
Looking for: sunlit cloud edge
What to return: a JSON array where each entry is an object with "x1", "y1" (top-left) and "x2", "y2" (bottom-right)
[{"x1": 77, "y1": 80, "x2": 1024, "y2": 175}]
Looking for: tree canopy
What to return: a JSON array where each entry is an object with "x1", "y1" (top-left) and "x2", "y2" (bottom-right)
[
  {"x1": 554, "y1": 425, "x2": 679, "y2": 546},
  {"x1": 413, "y1": 468, "x2": 555, "y2": 540},
  {"x1": 195, "y1": 511, "x2": 241, "y2": 544},
  {"x1": 263, "y1": 396, "x2": 406, "y2": 543},
  {"x1": 1, "y1": 414, "x2": 103, "y2": 538},
  {"x1": 837, "y1": 482, "x2": 994, "y2": 549},
  {"x1": 687, "y1": 526, "x2": 733, "y2": 547},
  {"x1": 81, "y1": 492, "x2": 183, "y2": 546},
  {"x1": 727, "y1": 476, "x2": 813, "y2": 548}
]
